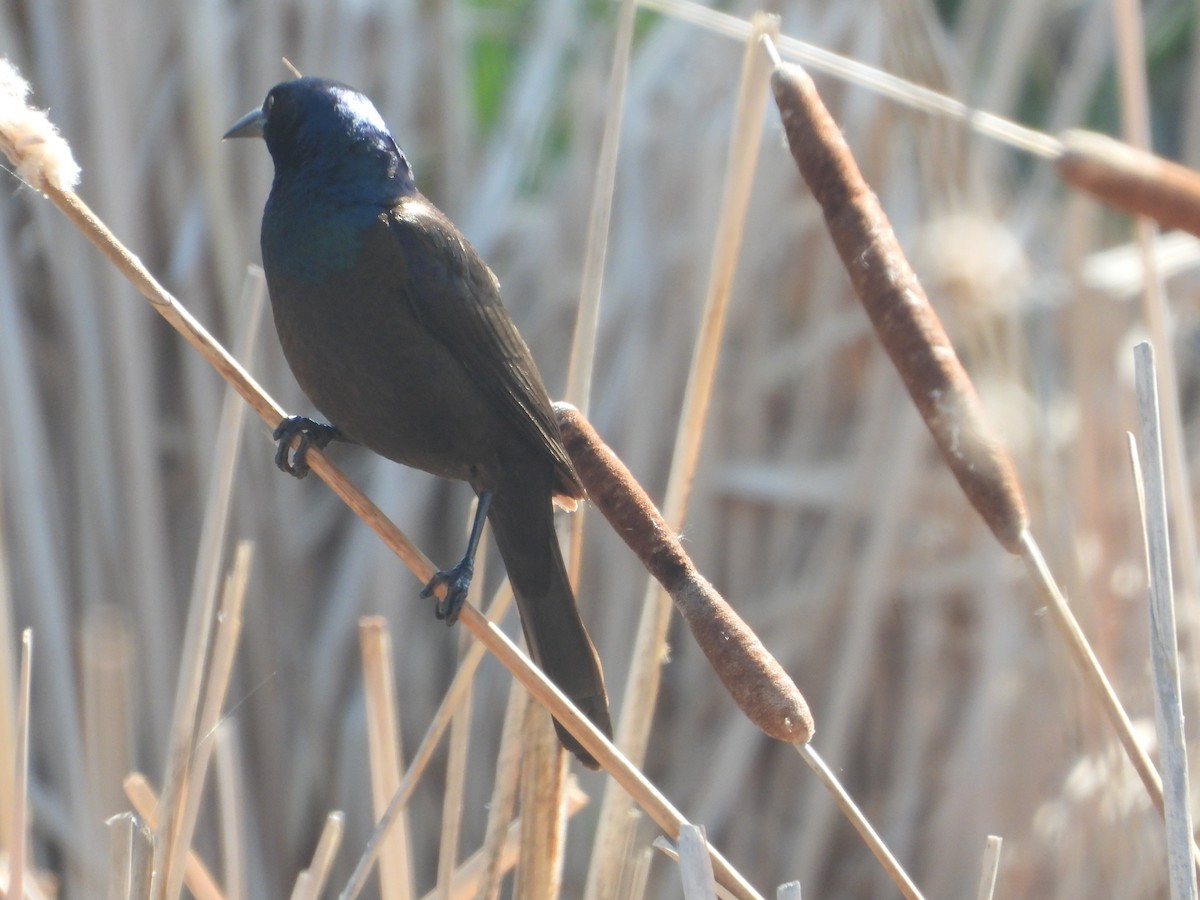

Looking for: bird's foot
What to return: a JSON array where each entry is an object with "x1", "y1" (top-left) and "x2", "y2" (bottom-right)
[
  {"x1": 422, "y1": 560, "x2": 474, "y2": 625},
  {"x1": 273, "y1": 416, "x2": 341, "y2": 478}
]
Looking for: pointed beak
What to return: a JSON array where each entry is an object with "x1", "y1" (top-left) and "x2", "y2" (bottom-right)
[{"x1": 223, "y1": 107, "x2": 266, "y2": 140}]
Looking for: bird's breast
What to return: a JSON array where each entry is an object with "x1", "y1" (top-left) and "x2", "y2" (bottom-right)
[{"x1": 263, "y1": 247, "x2": 515, "y2": 486}]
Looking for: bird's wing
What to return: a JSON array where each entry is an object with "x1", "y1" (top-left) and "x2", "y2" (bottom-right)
[{"x1": 382, "y1": 195, "x2": 583, "y2": 498}]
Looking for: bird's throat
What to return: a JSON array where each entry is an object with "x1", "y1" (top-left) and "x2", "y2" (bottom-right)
[{"x1": 261, "y1": 182, "x2": 377, "y2": 282}]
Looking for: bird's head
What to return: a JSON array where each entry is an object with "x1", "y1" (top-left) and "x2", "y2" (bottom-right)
[{"x1": 225, "y1": 77, "x2": 414, "y2": 193}]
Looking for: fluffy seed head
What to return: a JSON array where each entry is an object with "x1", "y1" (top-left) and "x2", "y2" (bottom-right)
[{"x1": 0, "y1": 58, "x2": 80, "y2": 193}]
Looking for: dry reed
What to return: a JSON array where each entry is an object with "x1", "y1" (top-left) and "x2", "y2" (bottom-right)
[
  {"x1": 359, "y1": 616, "x2": 414, "y2": 900},
  {"x1": 1132, "y1": 343, "x2": 1197, "y2": 900},
  {"x1": 1, "y1": 0, "x2": 1198, "y2": 897}
]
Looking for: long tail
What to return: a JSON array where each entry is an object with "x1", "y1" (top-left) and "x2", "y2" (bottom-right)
[{"x1": 486, "y1": 482, "x2": 612, "y2": 768}]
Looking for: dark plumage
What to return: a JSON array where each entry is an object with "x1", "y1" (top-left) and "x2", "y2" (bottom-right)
[{"x1": 226, "y1": 77, "x2": 611, "y2": 766}]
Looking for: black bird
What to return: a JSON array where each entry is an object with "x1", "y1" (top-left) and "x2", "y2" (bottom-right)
[{"x1": 226, "y1": 77, "x2": 611, "y2": 766}]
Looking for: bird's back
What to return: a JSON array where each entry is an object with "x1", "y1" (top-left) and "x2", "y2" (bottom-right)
[{"x1": 262, "y1": 185, "x2": 582, "y2": 500}]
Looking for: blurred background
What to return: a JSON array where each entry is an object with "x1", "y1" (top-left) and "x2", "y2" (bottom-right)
[{"x1": 1, "y1": 0, "x2": 1199, "y2": 896}]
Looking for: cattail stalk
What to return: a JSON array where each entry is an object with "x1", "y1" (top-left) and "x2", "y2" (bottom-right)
[
  {"x1": 766, "y1": 40, "x2": 1198, "y2": 873},
  {"x1": 555, "y1": 403, "x2": 812, "y2": 743}
]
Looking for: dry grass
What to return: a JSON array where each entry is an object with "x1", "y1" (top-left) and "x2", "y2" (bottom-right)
[{"x1": 1, "y1": 0, "x2": 1198, "y2": 897}]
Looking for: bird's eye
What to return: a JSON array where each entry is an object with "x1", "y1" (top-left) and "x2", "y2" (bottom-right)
[{"x1": 263, "y1": 92, "x2": 276, "y2": 115}]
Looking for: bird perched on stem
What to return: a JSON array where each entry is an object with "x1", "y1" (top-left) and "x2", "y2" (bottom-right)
[{"x1": 225, "y1": 77, "x2": 611, "y2": 767}]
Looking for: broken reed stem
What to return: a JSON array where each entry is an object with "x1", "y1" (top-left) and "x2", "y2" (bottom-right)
[
  {"x1": 675, "y1": 825, "x2": 719, "y2": 900},
  {"x1": 1132, "y1": 342, "x2": 1199, "y2": 899},
  {"x1": 975, "y1": 836, "x2": 1003, "y2": 900},
  {"x1": 341, "y1": 580, "x2": 758, "y2": 899},
  {"x1": 435, "y1": 630, "x2": 472, "y2": 900},
  {"x1": 122, "y1": 773, "x2": 226, "y2": 900},
  {"x1": 9, "y1": 628, "x2": 31, "y2": 900},
  {"x1": 514, "y1": 708, "x2": 568, "y2": 898},
  {"x1": 463, "y1": 615, "x2": 766, "y2": 900},
  {"x1": 213, "y1": 723, "x2": 246, "y2": 900},
  {"x1": 289, "y1": 874, "x2": 315, "y2": 900},
  {"x1": 108, "y1": 811, "x2": 154, "y2": 900},
  {"x1": 358, "y1": 617, "x2": 413, "y2": 900},
  {"x1": 555, "y1": 403, "x2": 812, "y2": 743},
  {"x1": 795, "y1": 744, "x2": 925, "y2": 900},
  {"x1": 343, "y1": 584, "x2": 514, "y2": 900},
  {"x1": 474, "y1": 653, "x2": 529, "y2": 900},
  {"x1": 169, "y1": 542, "x2": 253, "y2": 900},
  {"x1": 0, "y1": 465, "x2": 15, "y2": 857},
  {"x1": 416, "y1": 783, "x2": 588, "y2": 900},
  {"x1": 651, "y1": 837, "x2": 738, "y2": 900},
  {"x1": 341, "y1": 608, "x2": 766, "y2": 900},
  {"x1": 290, "y1": 812, "x2": 345, "y2": 900}
]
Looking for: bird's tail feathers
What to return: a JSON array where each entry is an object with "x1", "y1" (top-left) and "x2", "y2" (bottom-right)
[{"x1": 486, "y1": 487, "x2": 611, "y2": 768}]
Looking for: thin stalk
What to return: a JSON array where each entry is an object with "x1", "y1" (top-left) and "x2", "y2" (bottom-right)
[
  {"x1": 435, "y1": 628, "x2": 475, "y2": 900},
  {"x1": 419, "y1": 784, "x2": 589, "y2": 900},
  {"x1": 1132, "y1": 342, "x2": 1197, "y2": 900},
  {"x1": 290, "y1": 812, "x2": 344, "y2": 900},
  {"x1": 9, "y1": 629, "x2": 31, "y2": 900},
  {"x1": 586, "y1": 16, "x2": 778, "y2": 898},
  {"x1": 359, "y1": 617, "x2": 413, "y2": 900},
  {"x1": 122, "y1": 774, "x2": 226, "y2": 900},
  {"x1": 471, "y1": 649, "x2": 528, "y2": 900},
  {"x1": 975, "y1": 836, "x2": 1002, "y2": 900},
  {"x1": 169, "y1": 543, "x2": 253, "y2": 900},
  {"x1": 795, "y1": 745, "x2": 924, "y2": 900}
]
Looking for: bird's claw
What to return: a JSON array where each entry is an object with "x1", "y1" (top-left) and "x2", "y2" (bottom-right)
[
  {"x1": 422, "y1": 561, "x2": 474, "y2": 625},
  {"x1": 273, "y1": 415, "x2": 340, "y2": 478}
]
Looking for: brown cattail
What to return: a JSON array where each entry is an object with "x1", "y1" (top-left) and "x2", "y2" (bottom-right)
[
  {"x1": 554, "y1": 403, "x2": 814, "y2": 744},
  {"x1": 1057, "y1": 129, "x2": 1200, "y2": 238},
  {"x1": 769, "y1": 59, "x2": 1028, "y2": 554},
  {"x1": 0, "y1": 58, "x2": 80, "y2": 193}
]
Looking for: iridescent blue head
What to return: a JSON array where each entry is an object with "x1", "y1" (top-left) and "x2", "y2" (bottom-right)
[{"x1": 225, "y1": 77, "x2": 414, "y2": 200}]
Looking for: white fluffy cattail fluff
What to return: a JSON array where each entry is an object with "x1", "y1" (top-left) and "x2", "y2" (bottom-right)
[{"x1": 0, "y1": 58, "x2": 80, "y2": 192}]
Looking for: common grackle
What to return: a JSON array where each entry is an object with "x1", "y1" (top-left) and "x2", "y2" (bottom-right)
[{"x1": 226, "y1": 77, "x2": 611, "y2": 767}]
